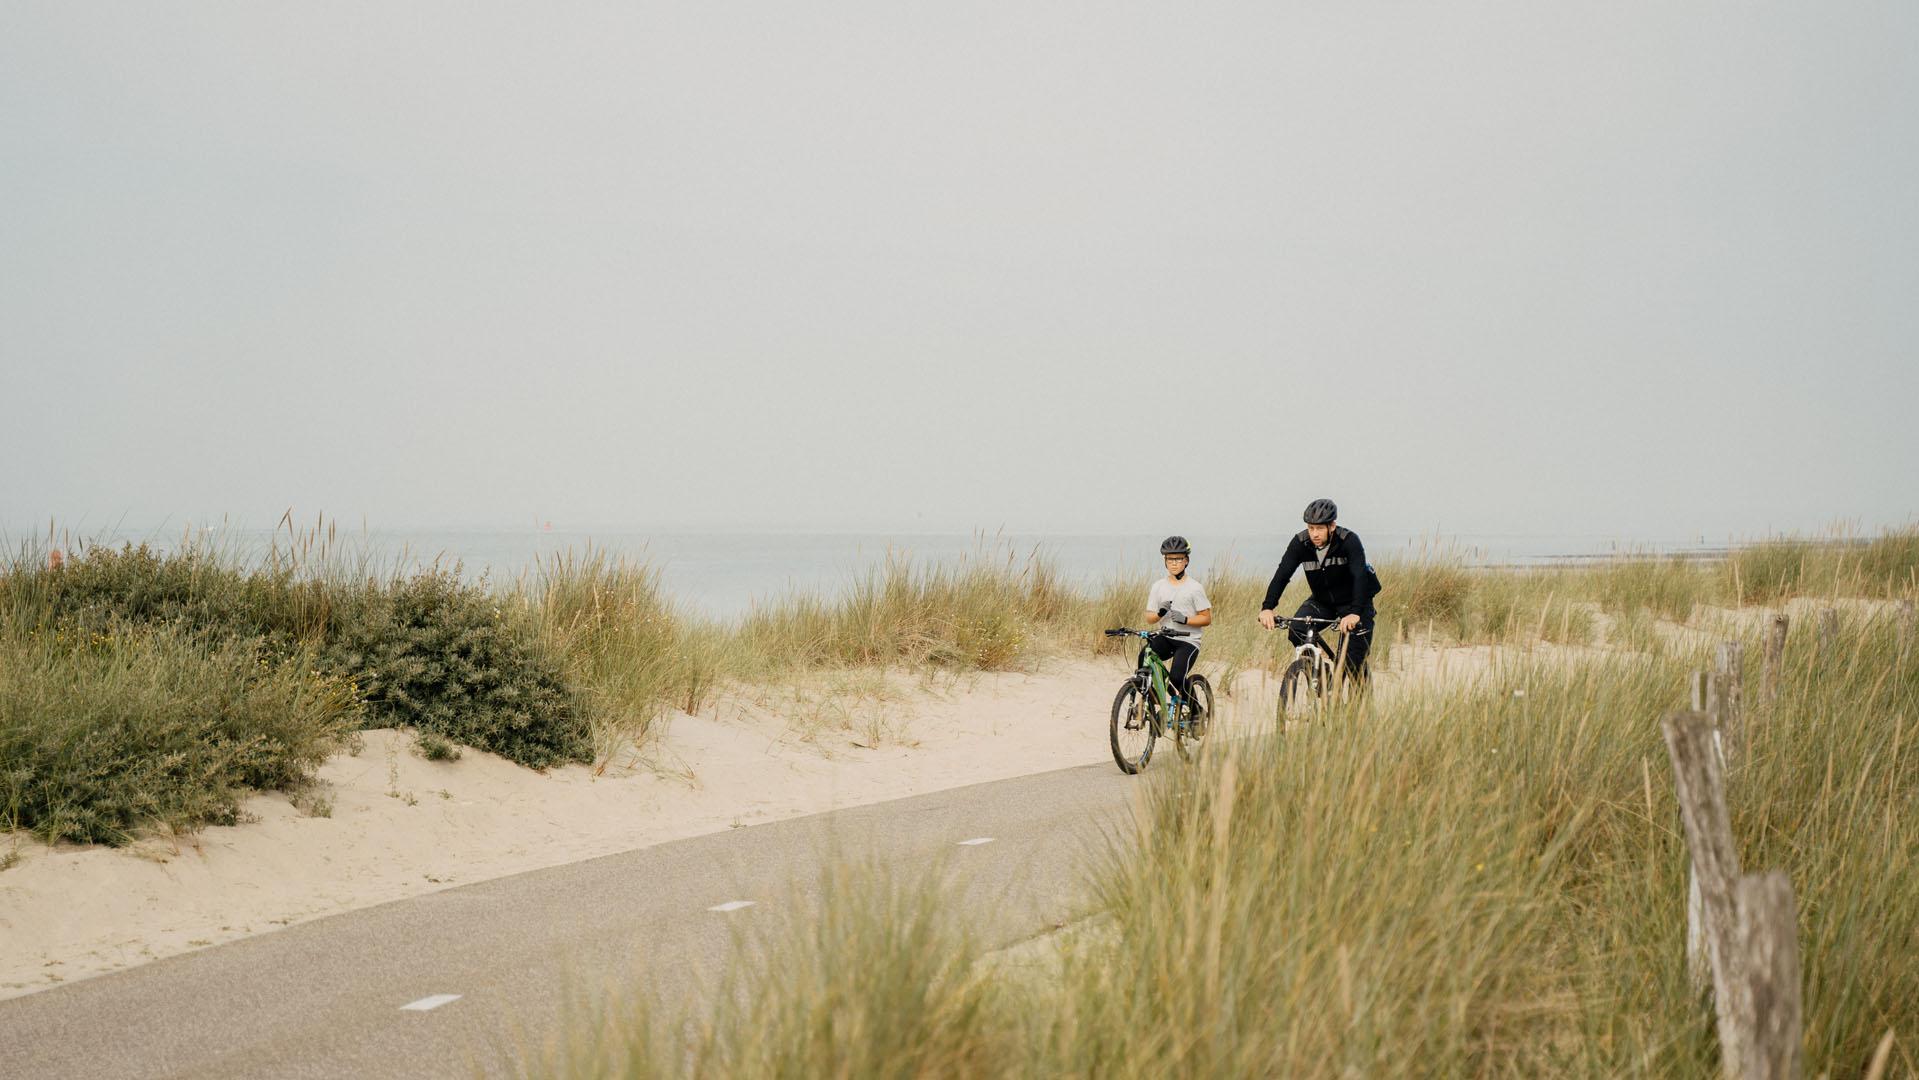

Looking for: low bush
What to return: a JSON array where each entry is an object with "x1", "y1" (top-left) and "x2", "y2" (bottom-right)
[
  {"x1": 319, "y1": 573, "x2": 587, "y2": 769},
  {"x1": 0, "y1": 622, "x2": 358, "y2": 844},
  {"x1": 3, "y1": 543, "x2": 591, "y2": 771}
]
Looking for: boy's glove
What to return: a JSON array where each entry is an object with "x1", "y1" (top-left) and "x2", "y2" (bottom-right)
[{"x1": 1162, "y1": 607, "x2": 1187, "y2": 624}]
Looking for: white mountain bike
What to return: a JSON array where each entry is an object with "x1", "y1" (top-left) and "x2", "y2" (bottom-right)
[{"x1": 1266, "y1": 615, "x2": 1370, "y2": 717}]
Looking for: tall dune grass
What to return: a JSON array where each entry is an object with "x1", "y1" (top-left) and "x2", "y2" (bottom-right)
[
  {"x1": 551, "y1": 605, "x2": 1918, "y2": 1077},
  {"x1": 5, "y1": 524, "x2": 1913, "y2": 850},
  {"x1": 527, "y1": 860, "x2": 1005, "y2": 1078}
]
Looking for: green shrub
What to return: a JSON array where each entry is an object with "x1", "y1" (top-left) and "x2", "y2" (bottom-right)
[
  {"x1": 2, "y1": 544, "x2": 590, "y2": 770},
  {"x1": 323, "y1": 573, "x2": 587, "y2": 769},
  {"x1": 8, "y1": 542, "x2": 331, "y2": 644},
  {"x1": 414, "y1": 730, "x2": 462, "y2": 762},
  {"x1": 0, "y1": 622, "x2": 357, "y2": 844}
]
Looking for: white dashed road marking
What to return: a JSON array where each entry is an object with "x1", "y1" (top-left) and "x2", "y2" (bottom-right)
[
  {"x1": 957, "y1": 837, "x2": 995, "y2": 846},
  {"x1": 400, "y1": 994, "x2": 461, "y2": 1012},
  {"x1": 708, "y1": 900, "x2": 756, "y2": 912}
]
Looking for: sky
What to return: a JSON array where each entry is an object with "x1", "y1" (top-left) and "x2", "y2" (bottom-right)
[{"x1": 3, "y1": 2, "x2": 1915, "y2": 543}]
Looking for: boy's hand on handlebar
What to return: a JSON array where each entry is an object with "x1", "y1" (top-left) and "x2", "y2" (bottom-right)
[
  {"x1": 1258, "y1": 610, "x2": 1277, "y2": 630},
  {"x1": 1338, "y1": 613, "x2": 1361, "y2": 633}
]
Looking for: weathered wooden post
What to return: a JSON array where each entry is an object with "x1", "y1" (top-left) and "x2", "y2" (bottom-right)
[
  {"x1": 1715, "y1": 641, "x2": 1746, "y2": 758},
  {"x1": 1664, "y1": 710, "x2": 1750, "y2": 1077},
  {"x1": 1737, "y1": 871, "x2": 1804, "y2": 1080},
  {"x1": 1899, "y1": 600, "x2": 1915, "y2": 666},
  {"x1": 1761, "y1": 615, "x2": 1789, "y2": 703},
  {"x1": 1683, "y1": 672, "x2": 1727, "y2": 992}
]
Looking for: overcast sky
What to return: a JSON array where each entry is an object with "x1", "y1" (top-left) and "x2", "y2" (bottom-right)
[{"x1": 3, "y1": 2, "x2": 1914, "y2": 542}]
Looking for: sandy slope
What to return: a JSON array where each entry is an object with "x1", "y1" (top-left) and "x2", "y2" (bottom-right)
[{"x1": 3, "y1": 654, "x2": 1253, "y2": 998}]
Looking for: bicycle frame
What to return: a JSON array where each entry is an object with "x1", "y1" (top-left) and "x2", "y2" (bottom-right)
[
  {"x1": 1268, "y1": 615, "x2": 1369, "y2": 703},
  {"x1": 1106, "y1": 628, "x2": 1182, "y2": 733}
]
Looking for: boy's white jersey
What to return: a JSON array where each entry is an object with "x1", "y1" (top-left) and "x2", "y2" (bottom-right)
[{"x1": 1145, "y1": 577, "x2": 1212, "y2": 644}]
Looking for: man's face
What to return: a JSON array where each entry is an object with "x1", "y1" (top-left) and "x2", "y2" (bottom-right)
[
  {"x1": 1164, "y1": 554, "x2": 1189, "y2": 577},
  {"x1": 1306, "y1": 522, "x2": 1334, "y2": 546}
]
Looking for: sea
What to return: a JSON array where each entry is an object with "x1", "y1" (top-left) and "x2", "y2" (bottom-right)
[{"x1": 18, "y1": 526, "x2": 1734, "y2": 620}]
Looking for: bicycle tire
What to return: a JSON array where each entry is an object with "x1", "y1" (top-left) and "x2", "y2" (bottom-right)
[
  {"x1": 1175, "y1": 674, "x2": 1214, "y2": 762},
  {"x1": 1110, "y1": 681, "x2": 1155, "y2": 774},
  {"x1": 1277, "y1": 656, "x2": 1323, "y2": 719}
]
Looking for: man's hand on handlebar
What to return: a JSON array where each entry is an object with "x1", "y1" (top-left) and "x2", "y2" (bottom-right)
[
  {"x1": 1338, "y1": 613, "x2": 1361, "y2": 633},
  {"x1": 1258, "y1": 609, "x2": 1277, "y2": 631}
]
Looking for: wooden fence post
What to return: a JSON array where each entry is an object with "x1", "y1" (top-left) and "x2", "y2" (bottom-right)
[
  {"x1": 1737, "y1": 872, "x2": 1804, "y2": 1080},
  {"x1": 1715, "y1": 641, "x2": 1745, "y2": 758},
  {"x1": 1762, "y1": 615, "x2": 1788, "y2": 703},
  {"x1": 1683, "y1": 674, "x2": 1727, "y2": 992},
  {"x1": 1899, "y1": 600, "x2": 1915, "y2": 666},
  {"x1": 1664, "y1": 710, "x2": 1750, "y2": 1077}
]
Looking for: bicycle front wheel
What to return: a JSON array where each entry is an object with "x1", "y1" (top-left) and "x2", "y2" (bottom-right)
[
  {"x1": 1110, "y1": 681, "x2": 1155, "y2": 774},
  {"x1": 1277, "y1": 657, "x2": 1323, "y2": 721},
  {"x1": 1175, "y1": 674, "x2": 1214, "y2": 762}
]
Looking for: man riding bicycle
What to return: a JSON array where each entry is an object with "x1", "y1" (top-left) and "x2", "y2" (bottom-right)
[{"x1": 1257, "y1": 499, "x2": 1381, "y2": 682}]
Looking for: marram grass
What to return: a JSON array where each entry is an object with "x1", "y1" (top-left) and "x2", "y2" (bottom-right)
[
  {"x1": 539, "y1": 608, "x2": 1917, "y2": 1078},
  {"x1": 3, "y1": 526, "x2": 1914, "y2": 853}
]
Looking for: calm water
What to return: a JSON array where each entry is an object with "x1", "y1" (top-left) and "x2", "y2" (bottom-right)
[{"x1": 26, "y1": 526, "x2": 1731, "y2": 619}]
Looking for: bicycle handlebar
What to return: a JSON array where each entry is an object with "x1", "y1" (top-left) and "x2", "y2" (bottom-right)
[
  {"x1": 1104, "y1": 627, "x2": 1175, "y2": 639},
  {"x1": 1263, "y1": 615, "x2": 1370, "y2": 636}
]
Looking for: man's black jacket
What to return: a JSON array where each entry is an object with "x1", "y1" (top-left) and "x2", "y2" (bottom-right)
[{"x1": 1261, "y1": 527, "x2": 1378, "y2": 618}]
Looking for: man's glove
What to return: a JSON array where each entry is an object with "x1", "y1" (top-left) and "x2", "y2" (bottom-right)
[{"x1": 1161, "y1": 607, "x2": 1187, "y2": 624}]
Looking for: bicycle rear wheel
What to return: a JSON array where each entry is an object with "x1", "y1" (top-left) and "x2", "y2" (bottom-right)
[
  {"x1": 1174, "y1": 674, "x2": 1214, "y2": 762},
  {"x1": 1110, "y1": 681, "x2": 1156, "y2": 774},
  {"x1": 1277, "y1": 656, "x2": 1324, "y2": 720}
]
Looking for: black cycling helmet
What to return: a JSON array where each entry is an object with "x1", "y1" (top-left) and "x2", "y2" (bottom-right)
[
  {"x1": 1303, "y1": 499, "x2": 1338, "y2": 525},
  {"x1": 1159, "y1": 535, "x2": 1192, "y2": 557}
]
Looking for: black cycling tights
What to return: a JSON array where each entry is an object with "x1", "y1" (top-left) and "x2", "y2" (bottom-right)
[{"x1": 1147, "y1": 636, "x2": 1200, "y2": 698}]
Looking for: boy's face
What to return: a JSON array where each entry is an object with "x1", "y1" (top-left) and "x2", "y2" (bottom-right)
[
  {"x1": 1164, "y1": 554, "x2": 1188, "y2": 577},
  {"x1": 1306, "y1": 522, "x2": 1335, "y2": 546}
]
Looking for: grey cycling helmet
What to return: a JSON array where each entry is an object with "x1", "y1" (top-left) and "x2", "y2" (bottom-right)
[
  {"x1": 1302, "y1": 499, "x2": 1338, "y2": 525},
  {"x1": 1159, "y1": 535, "x2": 1192, "y2": 557}
]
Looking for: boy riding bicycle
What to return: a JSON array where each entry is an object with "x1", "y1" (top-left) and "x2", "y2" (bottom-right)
[
  {"x1": 1146, "y1": 535, "x2": 1213, "y2": 716},
  {"x1": 1257, "y1": 499, "x2": 1382, "y2": 682}
]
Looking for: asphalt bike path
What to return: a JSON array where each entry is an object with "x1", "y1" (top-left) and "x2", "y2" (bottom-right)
[{"x1": 1, "y1": 759, "x2": 1147, "y2": 1079}]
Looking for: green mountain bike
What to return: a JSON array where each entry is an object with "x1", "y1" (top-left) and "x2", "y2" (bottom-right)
[{"x1": 1102, "y1": 628, "x2": 1214, "y2": 774}]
